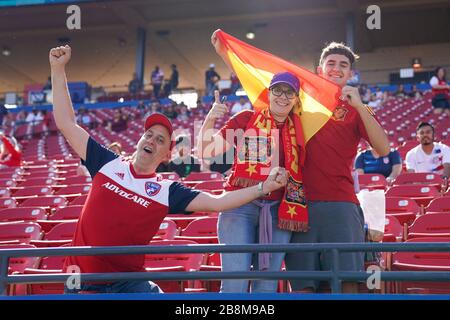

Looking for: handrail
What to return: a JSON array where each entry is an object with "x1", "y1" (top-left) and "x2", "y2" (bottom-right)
[{"x1": 1, "y1": 242, "x2": 450, "y2": 295}]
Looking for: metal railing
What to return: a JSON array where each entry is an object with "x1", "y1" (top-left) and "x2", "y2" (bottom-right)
[{"x1": 1, "y1": 242, "x2": 450, "y2": 296}]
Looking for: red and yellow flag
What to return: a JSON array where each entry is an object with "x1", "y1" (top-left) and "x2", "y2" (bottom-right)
[{"x1": 215, "y1": 30, "x2": 341, "y2": 148}]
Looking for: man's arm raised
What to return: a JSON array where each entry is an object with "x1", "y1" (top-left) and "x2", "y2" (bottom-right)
[{"x1": 50, "y1": 45, "x2": 90, "y2": 161}]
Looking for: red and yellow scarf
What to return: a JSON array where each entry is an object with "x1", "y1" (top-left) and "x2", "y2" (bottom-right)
[{"x1": 228, "y1": 109, "x2": 308, "y2": 231}]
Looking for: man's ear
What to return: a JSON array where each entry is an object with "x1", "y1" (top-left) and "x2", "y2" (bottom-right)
[{"x1": 316, "y1": 65, "x2": 323, "y2": 76}]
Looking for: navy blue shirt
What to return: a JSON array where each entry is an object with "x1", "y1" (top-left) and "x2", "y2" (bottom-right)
[{"x1": 355, "y1": 149, "x2": 402, "y2": 177}]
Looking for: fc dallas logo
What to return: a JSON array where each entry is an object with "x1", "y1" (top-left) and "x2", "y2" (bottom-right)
[{"x1": 145, "y1": 182, "x2": 161, "y2": 197}]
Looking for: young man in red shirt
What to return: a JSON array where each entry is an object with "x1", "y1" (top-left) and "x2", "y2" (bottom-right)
[
  {"x1": 284, "y1": 42, "x2": 389, "y2": 293},
  {"x1": 49, "y1": 45, "x2": 289, "y2": 294}
]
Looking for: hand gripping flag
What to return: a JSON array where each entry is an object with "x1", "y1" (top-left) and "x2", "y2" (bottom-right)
[{"x1": 215, "y1": 30, "x2": 341, "y2": 159}]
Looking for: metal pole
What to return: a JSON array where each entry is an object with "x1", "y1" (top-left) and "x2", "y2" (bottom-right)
[
  {"x1": 330, "y1": 249, "x2": 342, "y2": 293},
  {"x1": 346, "y1": 12, "x2": 355, "y2": 50},
  {"x1": 0, "y1": 256, "x2": 9, "y2": 296},
  {"x1": 135, "y1": 27, "x2": 146, "y2": 89}
]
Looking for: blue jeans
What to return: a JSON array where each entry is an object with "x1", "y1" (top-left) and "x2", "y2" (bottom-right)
[
  {"x1": 218, "y1": 201, "x2": 292, "y2": 293},
  {"x1": 64, "y1": 280, "x2": 163, "y2": 294}
]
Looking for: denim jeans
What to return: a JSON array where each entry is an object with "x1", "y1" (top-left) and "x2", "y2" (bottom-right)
[
  {"x1": 218, "y1": 200, "x2": 292, "y2": 293},
  {"x1": 64, "y1": 280, "x2": 163, "y2": 294}
]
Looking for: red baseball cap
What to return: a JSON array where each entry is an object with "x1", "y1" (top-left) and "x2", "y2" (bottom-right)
[{"x1": 144, "y1": 113, "x2": 175, "y2": 150}]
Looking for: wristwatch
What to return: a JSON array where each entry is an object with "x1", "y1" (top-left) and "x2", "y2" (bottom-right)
[{"x1": 258, "y1": 181, "x2": 271, "y2": 197}]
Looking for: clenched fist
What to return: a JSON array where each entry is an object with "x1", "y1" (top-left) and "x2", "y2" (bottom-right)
[
  {"x1": 49, "y1": 45, "x2": 71, "y2": 69},
  {"x1": 341, "y1": 85, "x2": 364, "y2": 110},
  {"x1": 262, "y1": 167, "x2": 289, "y2": 194}
]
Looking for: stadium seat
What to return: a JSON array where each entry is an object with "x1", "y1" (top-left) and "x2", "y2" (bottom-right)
[
  {"x1": 0, "y1": 188, "x2": 11, "y2": 198},
  {"x1": 22, "y1": 250, "x2": 68, "y2": 295},
  {"x1": 0, "y1": 222, "x2": 42, "y2": 244},
  {"x1": 386, "y1": 184, "x2": 441, "y2": 207},
  {"x1": 54, "y1": 184, "x2": 91, "y2": 196},
  {"x1": 185, "y1": 171, "x2": 223, "y2": 181},
  {"x1": 175, "y1": 217, "x2": 218, "y2": 244},
  {"x1": 20, "y1": 196, "x2": 67, "y2": 212},
  {"x1": 152, "y1": 219, "x2": 179, "y2": 241},
  {"x1": 145, "y1": 239, "x2": 204, "y2": 292},
  {"x1": 357, "y1": 174, "x2": 387, "y2": 190},
  {"x1": 0, "y1": 244, "x2": 39, "y2": 274},
  {"x1": 17, "y1": 177, "x2": 56, "y2": 187},
  {"x1": 70, "y1": 194, "x2": 88, "y2": 206},
  {"x1": 426, "y1": 197, "x2": 450, "y2": 213},
  {"x1": 0, "y1": 179, "x2": 16, "y2": 187},
  {"x1": 62, "y1": 176, "x2": 92, "y2": 185},
  {"x1": 158, "y1": 172, "x2": 181, "y2": 181},
  {"x1": 178, "y1": 217, "x2": 217, "y2": 236},
  {"x1": 0, "y1": 207, "x2": 47, "y2": 223},
  {"x1": 31, "y1": 221, "x2": 77, "y2": 247},
  {"x1": 0, "y1": 198, "x2": 17, "y2": 209},
  {"x1": 383, "y1": 216, "x2": 404, "y2": 242},
  {"x1": 165, "y1": 214, "x2": 210, "y2": 230},
  {"x1": 12, "y1": 186, "x2": 53, "y2": 197},
  {"x1": 407, "y1": 213, "x2": 450, "y2": 239},
  {"x1": 391, "y1": 237, "x2": 450, "y2": 294},
  {"x1": 385, "y1": 197, "x2": 421, "y2": 225},
  {"x1": 394, "y1": 173, "x2": 443, "y2": 190},
  {"x1": 49, "y1": 206, "x2": 83, "y2": 220},
  {"x1": 195, "y1": 180, "x2": 226, "y2": 194}
]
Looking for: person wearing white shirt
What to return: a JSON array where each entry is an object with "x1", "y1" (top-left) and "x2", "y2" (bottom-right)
[
  {"x1": 230, "y1": 97, "x2": 252, "y2": 115},
  {"x1": 25, "y1": 109, "x2": 43, "y2": 125},
  {"x1": 405, "y1": 122, "x2": 450, "y2": 177},
  {"x1": 429, "y1": 67, "x2": 450, "y2": 115}
]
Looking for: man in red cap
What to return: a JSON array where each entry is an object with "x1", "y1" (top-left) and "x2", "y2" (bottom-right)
[{"x1": 49, "y1": 45, "x2": 289, "y2": 294}]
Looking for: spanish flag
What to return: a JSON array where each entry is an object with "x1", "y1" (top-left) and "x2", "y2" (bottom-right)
[{"x1": 215, "y1": 30, "x2": 341, "y2": 150}]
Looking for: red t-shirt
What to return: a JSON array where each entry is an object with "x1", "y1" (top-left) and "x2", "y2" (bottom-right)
[
  {"x1": 302, "y1": 102, "x2": 370, "y2": 204},
  {"x1": 218, "y1": 110, "x2": 285, "y2": 200},
  {"x1": 0, "y1": 136, "x2": 22, "y2": 167}
]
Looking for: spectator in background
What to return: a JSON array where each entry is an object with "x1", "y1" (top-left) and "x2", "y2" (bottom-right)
[
  {"x1": 109, "y1": 109, "x2": 128, "y2": 133},
  {"x1": 367, "y1": 94, "x2": 381, "y2": 110},
  {"x1": 41, "y1": 110, "x2": 52, "y2": 131},
  {"x1": 168, "y1": 135, "x2": 201, "y2": 178},
  {"x1": 26, "y1": 109, "x2": 43, "y2": 125},
  {"x1": 43, "y1": 76, "x2": 52, "y2": 103},
  {"x1": 230, "y1": 97, "x2": 252, "y2": 115},
  {"x1": 136, "y1": 100, "x2": 147, "y2": 118},
  {"x1": 430, "y1": 67, "x2": 450, "y2": 115},
  {"x1": 395, "y1": 84, "x2": 407, "y2": 99},
  {"x1": 362, "y1": 87, "x2": 371, "y2": 104},
  {"x1": 178, "y1": 105, "x2": 190, "y2": 121},
  {"x1": 77, "y1": 108, "x2": 93, "y2": 129},
  {"x1": 0, "y1": 104, "x2": 8, "y2": 127},
  {"x1": 144, "y1": 102, "x2": 160, "y2": 119},
  {"x1": 230, "y1": 71, "x2": 240, "y2": 94},
  {"x1": 163, "y1": 104, "x2": 178, "y2": 120},
  {"x1": 169, "y1": 64, "x2": 179, "y2": 91},
  {"x1": 151, "y1": 66, "x2": 164, "y2": 98},
  {"x1": 162, "y1": 80, "x2": 172, "y2": 98},
  {"x1": 375, "y1": 87, "x2": 384, "y2": 102},
  {"x1": 205, "y1": 63, "x2": 220, "y2": 96},
  {"x1": 408, "y1": 84, "x2": 423, "y2": 100},
  {"x1": 0, "y1": 133, "x2": 22, "y2": 167},
  {"x1": 128, "y1": 73, "x2": 143, "y2": 97},
  {"x1": 108, "y1": 141, "x2": 123, "y2": 155},
  {"x1": 405, "y1": 122, "x2": 450, "y2": 177},
  {"x1": 355, "y1": 147, "x2": 402, "y2": 184},
  {"x1": 14, "y1": 111, "x2": 27, "y2": 127}
]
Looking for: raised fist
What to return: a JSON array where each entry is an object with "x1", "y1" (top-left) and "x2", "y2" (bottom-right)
[{"x1": 49, "y1": 45, "x2": 72, "y2": 69}]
